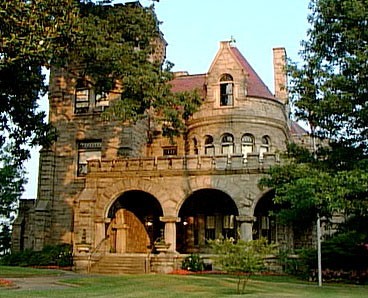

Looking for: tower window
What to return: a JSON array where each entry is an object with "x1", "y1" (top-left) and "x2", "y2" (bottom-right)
[
  {"x1": 204, "y1": 135, "x2": 215, "y2": 155},
  {"x1": 241, "y1": 133, "x2": 254, "y2": 159},
  {"x1": 193, "y1": 138, "x2": 199, "y2": 155},
  {"x1": 260, "y1": 135, "x2": 271, "y2": 159},
  {"x1": 220, "y1": 74, "x2": 234, "y2": 106},
  {"x1": 221, "y1": 133, "x2": 234, "y2": 155}
]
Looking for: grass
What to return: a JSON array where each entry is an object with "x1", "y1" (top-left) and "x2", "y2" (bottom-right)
[
  {"x1": 0, "y1": 266, "x2": 64, "y2": 277},
  {"x1": 0, "y1": 266, "x2": 367, "y2": 297}
]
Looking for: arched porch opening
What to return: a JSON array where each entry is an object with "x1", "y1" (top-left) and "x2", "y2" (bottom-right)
[
  {"x1": 177, "y1": 189, "x2": 239, "y2": 254},
  {"x1": 253, "y1": 190, "x2": 276, "y2": 243},
  {"x1": 107, "y1": 190, "x2": 164, "y2": 252}
]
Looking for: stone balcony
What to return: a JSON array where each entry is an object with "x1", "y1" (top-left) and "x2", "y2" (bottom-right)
[{"x1": 87, "y1": 153, "x2": 280, "y2": 175}]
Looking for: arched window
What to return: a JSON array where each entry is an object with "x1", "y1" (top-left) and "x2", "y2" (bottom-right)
[
  {"x1": 220, "y1": 74, "x2": 234, "y2": 106},
  {"x1": 260, "y1": 135, "x2": 271, "y2": 159},
  {"x1": 193, "y1": 137, "x2": 199, "y2": 155},
  {"x1": 221, "y1": 133, "x2": 234, "y2": 155},
  {"x1": 241, "y1": 134, "x2": 254, "y2": 158},
  {"x1": 204, "y1": 135, "x2": 215, "y2": 155}
]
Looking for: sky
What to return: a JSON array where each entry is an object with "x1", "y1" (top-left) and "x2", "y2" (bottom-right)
[{"x1": 22, "y1": 0, "x2": 311, "y2": 198}]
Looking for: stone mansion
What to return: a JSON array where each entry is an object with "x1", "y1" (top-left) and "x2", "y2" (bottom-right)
[{"x1": 12, "y1": 15, "x2": 309, "y2": 272}]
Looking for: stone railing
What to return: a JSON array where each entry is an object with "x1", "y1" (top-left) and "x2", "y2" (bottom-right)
[{"x1": 87, "y1": 153, "x2": 280, "y2": 174}]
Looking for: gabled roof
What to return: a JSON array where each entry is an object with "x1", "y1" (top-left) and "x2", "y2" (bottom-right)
[
  {"x1": 230, "y1": 46, "x2": 275, "y2": 100},
  {"x1": 169, "y1": 42, "x2": 276, "y2": 101}
]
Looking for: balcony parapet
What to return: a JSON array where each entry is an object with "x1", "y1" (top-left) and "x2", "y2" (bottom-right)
[{"x1": 87, "y1": 153, "x2": 280, "y2": 174}]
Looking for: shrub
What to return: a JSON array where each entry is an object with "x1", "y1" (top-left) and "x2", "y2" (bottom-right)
[
  {"x1": 283, "y1": 231, "x2": 368, "y2": 284},
  {"x1": 181, "y1": 254, "x2": 204, "y2": 272},
  {"x1": 209, "y1": 238, "x2": 277, "y2": 294},
  {"x1": 0, "y1": 244, "x2": 72, "y2": 267}
]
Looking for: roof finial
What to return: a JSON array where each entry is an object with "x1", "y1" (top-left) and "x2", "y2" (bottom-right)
[
  {"x1": 150, "y1": 0, "x2": 160, "y2": 7},
  {"x1": 230, "y1": 36, "x2": 236, "y2": 47}
]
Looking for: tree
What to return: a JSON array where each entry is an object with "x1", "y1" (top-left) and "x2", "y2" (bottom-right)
[
  {"x1": 0, "y1": 0, "x2": 201, "y2": 228},
  {"x1": 209, "y1": 238, "x2": 276, "y2": 294},
  {"x1": 260, "y1": 154, "x2": 368, "y2": 229},
  {"x1": 69, "y1": 1, "x2": 201, "y2": 137},
  {"x1": 1, "y1": 1, "x2": 201, "y2": 157},
  {"x1": 289, "y1": 0, "x2": 368, "y2": 155},
  {"x1": 0, "y1": 146, "x2": 26, "y2": 254},
  {"x1": 261, "y1": 0, "x2": 368, "y2": 248},
  {"x1": 0, "y1": 0, "x2": 79, "y2": 164}
]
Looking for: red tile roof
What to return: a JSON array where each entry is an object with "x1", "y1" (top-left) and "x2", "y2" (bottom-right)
[
  {"x1": 290, "y1": 121, "x2": 309, "y2": 135},
  {"x1": 170, "y1": 74, "x2": 206, "y2": 97},
  {"x1": 230, "y1": 47, "x2": 275, "y2": 100}
]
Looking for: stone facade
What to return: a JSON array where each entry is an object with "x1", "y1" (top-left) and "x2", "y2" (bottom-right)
[{"x1": 13, "y1": 38, "x2": 309, "y2": 273}]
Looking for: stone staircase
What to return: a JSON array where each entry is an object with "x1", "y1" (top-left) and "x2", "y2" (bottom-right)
[{"x1": 90, "y1": 253, "x2": 150, "y2": 274}]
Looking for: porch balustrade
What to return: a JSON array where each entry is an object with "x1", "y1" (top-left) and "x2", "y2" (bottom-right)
[{"x1": 87, "y1": 153, "x2": 280, "y2": 174}]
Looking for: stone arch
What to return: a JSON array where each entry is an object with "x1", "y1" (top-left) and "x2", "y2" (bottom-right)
[
  {"x1": 97, "y1": 178, "x2": 171, "y2": 220},
  {"x1": 251, "y1": 188, "x2": 293, "y2": 247},
  {"x1": 176, "y1": 188, "x2": 239, "y2": 253},
  {"x1": 252, "y1": 189, "x2": 276, "y2": 243},
  {"x1": 250, "y1": 188, "x2": 274, "y2": 215},
  {"x1": 106, "y1": 208, "x2": 151, "y2": 253},
  {"x1": 106, "y1": 190, "x2": 164, "y2": 250},
  {"x1": 188, "y1": 133, "x2": 201, "y2": 155},
  {"x1": 175, "y1": 176, "x2": 245, "y2": 217}
]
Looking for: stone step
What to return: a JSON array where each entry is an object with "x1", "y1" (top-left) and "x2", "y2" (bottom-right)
[{"x1": 90, "y1": 254, "x2": 149, "y2": 274}]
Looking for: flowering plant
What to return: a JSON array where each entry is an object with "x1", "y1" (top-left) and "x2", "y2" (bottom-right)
[{"x1": 0, "y1": 278, "x2": 15, "y2": 288}]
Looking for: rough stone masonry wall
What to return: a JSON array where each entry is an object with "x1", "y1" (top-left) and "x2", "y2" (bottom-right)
[{"x1": 29, "y1": 66, "x2": 150, "y2": 248}]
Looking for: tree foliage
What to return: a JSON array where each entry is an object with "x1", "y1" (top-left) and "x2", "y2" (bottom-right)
[
  {"x1": 0, "y1": 0, "x2": 201, "y2": 163},
  {"x1": 262, "y1": 0, "x2": 368, "y2": 232},
  {"x1": 0, "y1": 147, "x2": 26, "y2": 254},
  {"x1": 0, "y1": 0, "x2": 78, "y2": 163},
  {"x1": 0, "y1": 0, "x2": 201, "y2": 224},
  {"x1": 72, "y1": 2, "x2": 202, "y2": 136},
  {"x1": 260, "y1": 154, "x2": 368, "y2": 228},
  {"x1": 289, "y1": 0, "x2": 368, "y2": 154},
  {"x1": 0, "y1": 147, "x2": 26, "y2": 219}
]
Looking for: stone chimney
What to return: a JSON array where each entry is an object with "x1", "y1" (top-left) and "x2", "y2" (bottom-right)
[{"x1": 273, "y1": 47, "x2": 288, "y2": 104}]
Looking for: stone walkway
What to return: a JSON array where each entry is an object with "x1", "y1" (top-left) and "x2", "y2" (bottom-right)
[{"x1": 6, "y1": 272, "x2": 82, "y2": 291}]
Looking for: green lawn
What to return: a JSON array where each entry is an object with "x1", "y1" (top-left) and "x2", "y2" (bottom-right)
[
  {"x1": 0, "y1": 267, "x2": 367, "y2": 297},
  {"x1": 0, "y1": 266, "x2": 64, "y2": 277}
]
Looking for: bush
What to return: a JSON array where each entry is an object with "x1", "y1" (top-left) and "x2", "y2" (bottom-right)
[
  {"x1": 282, "y1": 231, "x2": 368, "y2": 284},
  {"x1": 209, "y1": 238, "x2": 277, "y2": 294},
  {"x1": 277, "y1": 248, "x2": 314, "y2": 279},
  {"x1": 181, "y1": 254, "x2": 204, "y2": 272},
  {"x1": 0, "y1": 244, "x2": 72, "y2": 267}
]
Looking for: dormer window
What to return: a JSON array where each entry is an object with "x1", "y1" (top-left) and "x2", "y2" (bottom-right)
[
  {"x1": 221, "y1": 133, "x2": 234, "y2": 155},
  {"x1": 220, "y1": 74, "x2": 234, "y2": 106}
]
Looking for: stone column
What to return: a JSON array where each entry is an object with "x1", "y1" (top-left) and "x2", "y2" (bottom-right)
[
  {"x1": 160, "y1": 216, "x2": 181, "y2": 253},
  {"x1": 94, "y1": 220, "x2": 106, "y2": 248},
  {"x1": 114, "y1": 223, "x2": 129, "y2": 253},
  {"x1": 236, "y1": 215, "x2": 255, "y2": 241}
]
